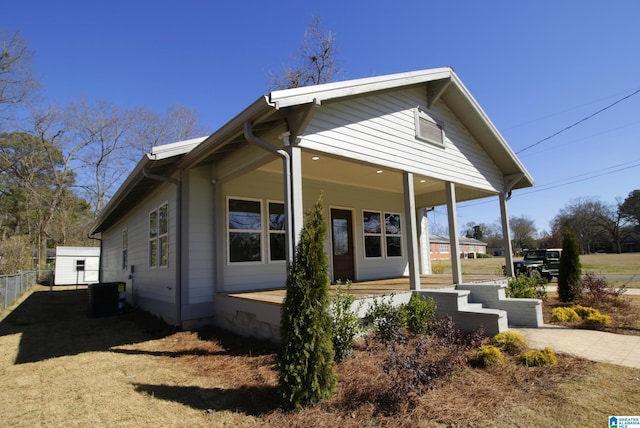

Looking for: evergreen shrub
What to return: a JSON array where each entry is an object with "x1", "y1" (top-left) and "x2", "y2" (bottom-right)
[
  {"x1": 401, "y1": 294, "x2": 437, "y2": 336},
  {"x1": 558, "y1": 230, "x2": 582, "y2": 302},
  {"x1": 491, "y1": 331, "x2": 528, "y2": 355},
  {"x1": 431, "y1": 262, "x2": 446, "y2": 274},
  {"x1": 363, "y1": 295, "x2": 406, "y2": 344},
  {"x1": 506, "y1": 272, "x2": 547, "y2": 300},
  {"x1": 550, "y1": 307, "x2": 581, "y2": 323},
  {"x1": 277, "y1": 196, "x2": 337, "y2": 409},
  {"x1": 584, "y1": 312, "x2": 612, "y2": 326},
  {"x1": 517, "y1": 347, "x2": 557, "y2": 367},
  {"x1": 474, "y1": 345, "x2": 505, "y2": 368},
  {"x1": 330, "y1": 281, "x2": 362, "y2": 362}
]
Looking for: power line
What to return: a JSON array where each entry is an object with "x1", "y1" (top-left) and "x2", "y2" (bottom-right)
[
  {"x1": 456, "y1": 158, "x2": 640, "y2": 209},
  {"x1": 516, "y1": 88, "x2": 640, "y2": 155}
]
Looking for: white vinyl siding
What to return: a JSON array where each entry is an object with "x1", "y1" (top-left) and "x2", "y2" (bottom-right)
[
  {"x1": 299, "y1": 87, "x2": 504, "y2": 193},
  {"x1": 100, "y1": 183, "x2": 177, "y2": 309}
]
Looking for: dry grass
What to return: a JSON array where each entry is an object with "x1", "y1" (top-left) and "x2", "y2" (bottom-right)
[
  {"x1": 543, "y1": 292, "x2": 640, "y2": 336},
  {"x1": 450, "y1": 253, "x2": 640, "y2": 286},
  {"x1": 2, "y1": 285, "x2": 640, "y2": 427}
]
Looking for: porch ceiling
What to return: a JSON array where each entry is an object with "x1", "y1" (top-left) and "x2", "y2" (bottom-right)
[{"x1": 257, "y1": 151, "x2": 496, "y2": 206}]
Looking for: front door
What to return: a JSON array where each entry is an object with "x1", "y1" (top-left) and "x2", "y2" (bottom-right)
[{"x1": 331, "y1": 209, "x2": 355, "y2": 282}]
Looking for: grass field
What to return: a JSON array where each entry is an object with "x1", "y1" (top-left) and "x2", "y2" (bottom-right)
[
  {"x1": 0, "y1": 253, "x2": 638, "y2": 427},
  {"x1": 435, "y1": 252, "x2": 640, "y2": 287}
]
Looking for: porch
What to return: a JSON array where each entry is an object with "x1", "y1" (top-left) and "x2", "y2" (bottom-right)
[
  {"x1": 220, "y1": 274, "x2": 498, "y2": 304},
  {"x1": 212, "y1": 275, "x2": 542, "y2": 341}
]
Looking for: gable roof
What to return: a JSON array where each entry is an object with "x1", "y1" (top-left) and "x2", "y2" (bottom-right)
[
  {"x1": 178, "y1": 67, "x2": 532, "y2": 185},
  {"x1": 91, "y1": 68, "x2": 533, "y2": 234}
]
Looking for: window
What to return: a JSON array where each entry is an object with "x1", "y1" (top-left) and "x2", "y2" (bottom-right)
[
  {"x1": 439, "y1": 243, "x2": 449, "y2": 253},
  {"x1": 122, "y1": 228, "x2": 128, "y2": 270},
  {"x1": 228, "y1": 198, "x2": 262, "y2": 263},
  {"x1": 385, "y1": 213, "x2": 402, "y2": 257},
  {"x1": 414, "y1": 108, "x2": 445, "y2": 147},
  {"x1": 363, "y1": 210, "x2": 402, "y2": 258},
  {"x1": 268, "y1": 202, "x2": 286, "y2": 261},
  {"x1": 76, "y1": 259, "x2": 85, "y2": 272},
  {"x1": 149, "y1": 202, "x2": 169, "y2": 268},
  {"x1": 363, "y1": 211, "x2": 382, "y2": 258}
]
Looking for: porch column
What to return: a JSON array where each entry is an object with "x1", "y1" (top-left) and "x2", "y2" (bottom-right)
[
  {"x1": 289, "y1": 145, "x2": 305, "y2": 252},
  {"x1": 418, "y1": 207, "x2": 432, "y2": 274},
  {"x1": 403, "y1": 172, "x2": 421, "y2": 290},
  {"x1": 445, "y1": 182, "x2": 462, "y2": 284},
  {"x1": 500, "y1": 192, "x2": 515, "y2": 277}
]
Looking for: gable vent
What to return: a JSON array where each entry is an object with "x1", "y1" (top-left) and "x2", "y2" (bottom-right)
[{"x1": 414, "y1": 108, "x2": 445, "y2": 148}]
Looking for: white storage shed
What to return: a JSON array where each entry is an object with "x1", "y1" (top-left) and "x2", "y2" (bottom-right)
[{"x1": 54, "y1": 246, "x2": 101, "y2": 285}]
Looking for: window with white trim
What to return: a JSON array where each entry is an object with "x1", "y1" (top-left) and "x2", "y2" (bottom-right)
[
  {"x1": 149, "y1": 202, "x2": 169, "y2": 268},
  {"x1": 268, "y1": 201, "x2": 286, "y2": 261},
  {"x1": 385, "y1": 213, "x2": 402, "y2": 257},
  {"x1": 363, "y1": 211, "x2": 382, "y2": 258},
  {"x1": 439, "y1": 243, "x2": 449, "y2": 253},
  {"x1": 414, "y1": 107, "x2": 445, "y2": 148},
  {"x1": 363, "y1": 210, "x2": 403, "y2": 258},
  {"x1": 228, "y1": 198, "x2": 262, "y2": 263},
  {"x1": 122, "y1": 228, "x2": 128, "y2": 270}
]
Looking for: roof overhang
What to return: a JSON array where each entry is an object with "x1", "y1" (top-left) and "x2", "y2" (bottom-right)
[
  {"x1": 91, "y1": 67, "x2": 533, "y2": 234},
  {"x1": 90, "y1": 137, "x2": 206, "y2": 234}
]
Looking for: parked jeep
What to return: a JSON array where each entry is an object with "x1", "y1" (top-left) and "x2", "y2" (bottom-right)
[{"x1": 513, "y1": 249, "x2": 562, "y2": 280}]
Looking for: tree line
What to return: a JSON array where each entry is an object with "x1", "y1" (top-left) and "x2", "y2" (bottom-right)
[
  {"x1": 465, "y1": 191, "x2": 640, "y2": 254},
  {"x1": 0, "y1": 31, "x2": 204, "y2": 273},
  {"x1": 0, "y1": 17, "x2": 339, "y2": 275}
]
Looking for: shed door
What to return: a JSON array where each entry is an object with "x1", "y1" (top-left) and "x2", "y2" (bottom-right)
[{"x1": 331, "y1": 209, "x2": 355, "y2": 282}]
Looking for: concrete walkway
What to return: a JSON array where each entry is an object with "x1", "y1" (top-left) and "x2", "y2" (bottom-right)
[{"x1": 511, "y1": 326, "x2": 640, "y2": 369}]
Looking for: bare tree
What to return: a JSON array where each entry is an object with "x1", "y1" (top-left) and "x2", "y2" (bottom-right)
[
  {"x1": 65, "y1": 98, "x2": 135, "y2": 214},
  {"x1": 510, "y1": 216, "x2": 538, "y2": 252},
  {"x1": 551, "y1": 197, "x2": 625, "y2": 253},
  {"x1": 269, "y1": 16, "x2": 342, "y2": 90},
  {"x1": 0, "y1": 31, "x2": 39, "y2": 125},
  {"x1": 127, "y1": 103, "x2": 204, "y2": 162}
]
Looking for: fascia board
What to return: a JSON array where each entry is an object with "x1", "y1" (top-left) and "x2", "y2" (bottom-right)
[{"x1": 269, "y1": 67, "x2": 453, "y2": 109}]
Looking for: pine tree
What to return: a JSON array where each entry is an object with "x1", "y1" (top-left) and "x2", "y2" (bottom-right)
[
  {"x1": 277, "y1": 195, "x2": 337, "y2": 409},
  {"x1": 558, "y1": 230, "x2": 582, "y2": 302}
]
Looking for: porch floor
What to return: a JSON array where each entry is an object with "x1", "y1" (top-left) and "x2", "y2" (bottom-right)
[{"x1": 221, "y1": 274, "x2": 500, "y2": 305}]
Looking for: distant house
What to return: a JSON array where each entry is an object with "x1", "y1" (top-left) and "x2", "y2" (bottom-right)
[
  {"x1": 90, "y1": 67, "x2": 533, "y2": 329},
  {"x1": 621, "y1": 231, "x2": 640, "y2": 253},
  {"x1": 54, "y1": 246, "x2": 101, "y2": 285},
  {"x1": 429, "y1": 235, "x2": 487, "y2": 260}
]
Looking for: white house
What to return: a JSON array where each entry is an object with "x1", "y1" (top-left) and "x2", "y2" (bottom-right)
[
  {"x1": 54, "y1": 246, "x2": 101, "y2": 285},
  {"x1": 90, "y1": 68, "x2": 534, "y2": 331}
]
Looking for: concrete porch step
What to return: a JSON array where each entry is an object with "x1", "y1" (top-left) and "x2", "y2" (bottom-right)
[{"x1": 418, "y1": 289, "x2": 508, "y2": 336}]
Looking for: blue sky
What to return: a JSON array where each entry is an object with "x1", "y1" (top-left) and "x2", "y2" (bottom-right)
[{"x1": 4, "y1": 0, "x2": 640, "y2": 235}]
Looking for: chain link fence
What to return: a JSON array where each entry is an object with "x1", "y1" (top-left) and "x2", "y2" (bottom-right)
[{"x1": 0, "y1": 270, "x2": 54, "y2": 312}]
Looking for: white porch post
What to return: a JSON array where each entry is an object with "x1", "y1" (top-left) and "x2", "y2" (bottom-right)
[
  {"x1": 403, "y1": 172, "x2": 421, "y2": 290},
  {"x1": 445, "y1": 182, "x2": 462, "y2": 284},
  {"x1": 500, "y1": 192, "x2": 515, "y2": 277},
  {"x1": 289, "y1": 145, "x2": 305, "y2": 252},
  {"x1": 418, "y1": 207, "x2": 432, "y2": 274}
]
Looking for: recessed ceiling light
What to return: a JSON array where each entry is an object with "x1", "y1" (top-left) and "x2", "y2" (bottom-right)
[
  {"x1": 311, "y1": 156, "x2": 320, "y2": 161},
  {"x1": 376, "y1": 170, "x2": 383, "y2": 174}
]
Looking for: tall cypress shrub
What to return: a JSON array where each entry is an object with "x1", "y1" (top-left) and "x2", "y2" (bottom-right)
[
  {"x1": 277, "y1": 196, "x2": 337, "y2": 409},
  {"x1": 558, "y1": 230, "x2": 582, "y2": 302}
]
